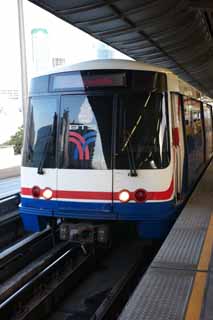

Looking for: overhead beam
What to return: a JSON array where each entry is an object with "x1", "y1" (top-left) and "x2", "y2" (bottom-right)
[
  {"x1": 189, "y1": 1, "x2": 213, "y2": 9},
  {"x1": 28, "y1": 0, "x2": 213, "y2": 97}
]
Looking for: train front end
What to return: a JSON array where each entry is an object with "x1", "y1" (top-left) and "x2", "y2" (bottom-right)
[{"x1": 20, "y1": 62, "x2": 174, "y2": 240}]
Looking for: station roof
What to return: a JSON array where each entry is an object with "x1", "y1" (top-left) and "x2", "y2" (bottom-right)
[{"x1": 29, "y1": 0, "x2": 213, "y2": 98}]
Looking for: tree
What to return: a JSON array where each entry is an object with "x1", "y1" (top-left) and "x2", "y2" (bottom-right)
[{"x1": 7, "y1": 125, "x2": 24, "y2": 154}]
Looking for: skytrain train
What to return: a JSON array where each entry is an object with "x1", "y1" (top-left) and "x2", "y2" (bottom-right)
[{"x1": 20, "y1": 60, "x2": 213, "y2": 242}]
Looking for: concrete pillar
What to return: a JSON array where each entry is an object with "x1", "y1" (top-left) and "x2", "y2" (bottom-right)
[{"x1": 17, "y1": 0, "x2": 28, "y2": 126}]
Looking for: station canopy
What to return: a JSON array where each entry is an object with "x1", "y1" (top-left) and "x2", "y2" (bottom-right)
[{"x1": 29, "y1": 0, "x2": 213, "y2": 98}]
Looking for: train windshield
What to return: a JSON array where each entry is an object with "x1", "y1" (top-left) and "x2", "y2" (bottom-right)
[
  {"x1": 22, "y1": 96, "x2": 58, "y2": 168},
  {"x1": 116, "y1": 92, "x2": 170, "y2": 169},
  {"x1": 23, "y1": 71, "x2": 170, "y2": 170},
  {"x1": 59, "y1": 95, "x2": 113, "y2": 169}
]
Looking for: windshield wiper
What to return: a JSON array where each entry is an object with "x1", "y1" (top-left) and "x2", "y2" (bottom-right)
[
  {"x1": 37, "y1": 135, "x2": 52, "y2": 175},
  {"x1": 127, "y1": 142, "x2": 137, "y2": 177},
  {"x1": 121, "y1": 121, "x2": 137, "y2": 177}
]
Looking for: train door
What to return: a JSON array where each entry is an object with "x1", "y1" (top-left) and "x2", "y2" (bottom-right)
[
  {"x1": 183, "y1": 97, "x2": 205, "y2": 187},
  {"x1": 171, "y1": 93, "x2": 185, "y2": 200},
  {"x1": 56, "y1": 94, "x2": 115, "y2": 219}
]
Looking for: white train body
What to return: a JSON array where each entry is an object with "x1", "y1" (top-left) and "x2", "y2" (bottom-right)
[{"x1": 20, "y1": 60, "x2": 213, "y2": 239}]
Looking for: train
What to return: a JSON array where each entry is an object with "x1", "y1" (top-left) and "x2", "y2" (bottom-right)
[{"x1": 20, "y1": 59, "x2": 213, "y2": 243}]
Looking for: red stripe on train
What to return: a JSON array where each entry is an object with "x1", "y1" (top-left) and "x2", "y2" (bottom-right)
[{"x1": 21, "y1": 179, "x2": 174, "y2": 201}]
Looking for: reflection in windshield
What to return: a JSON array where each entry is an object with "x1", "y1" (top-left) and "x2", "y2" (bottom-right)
[
  {"x1": 37, "y1": 112, "x2": 57, "y2": 174},
  {"x1": 59, "y1": 95, "x2": 113, "y2": 170},
  {"x1": 22, "y1": 96, "x2": 58, "y2": 168}
]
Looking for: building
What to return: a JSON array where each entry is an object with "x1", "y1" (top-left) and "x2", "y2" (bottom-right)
[
  {"x1": 31, "y1": 28, "x2": 51, "y2": 73},
  {"x1": 0, "y1": 90, "x2": 19, "y2": 100},
  {"x1": 52, "y1": 57, "x2": 66, "y2": 68},
  {"x1": 96, "y1": 43, "x2": 113, "y2": 59}
]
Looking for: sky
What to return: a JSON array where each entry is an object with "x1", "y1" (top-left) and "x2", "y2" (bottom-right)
[
  {"x1": 0, "y1": 1, "x2": 20, "y2": 89},
  {"x1": 0, "y1": 0, "x2": 130, "y2": 90},
  {"x1": 0, "y1": 0, "x2": 130, "y2": 144}
]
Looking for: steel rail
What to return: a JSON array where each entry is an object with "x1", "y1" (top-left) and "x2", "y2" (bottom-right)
[
  {"x1": 0, "y1": 238, "x2": 75, "y2": 304},
  {"x1": 0, "y1": 244, "x2": 94, "y2": 320},
  {"x1": 0, "y1": 193, "x2": 20, "y2": 216},
  {"x1": 0, "y1": 228, "x2": 55, "y2": 282},
  {"x1": 0, "y1": 211, "x2": 23, "y2": 250}
]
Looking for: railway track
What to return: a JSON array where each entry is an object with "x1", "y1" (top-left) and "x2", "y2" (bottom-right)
[
  {"x1": 0, "y1": 228, "x2": 78, "y2": 305},
  {"x1": 0, "y1": 228, "x2": 57, "y2": 283},
  {"x1": 0, "y1": 193, "x2": 20, "y2": 216},
  {"x1": 0, "y1": 242, "x2": 91, "y2": 319},
  {"x1": 0, "y1": 231, "x2": 160, "y2": 320},
  {"x1": 48, "y1": 240, "x2": 159, "y2": 320},
  {"x1": 0, "y1": 194, "x2": 23, "y2": 250}
]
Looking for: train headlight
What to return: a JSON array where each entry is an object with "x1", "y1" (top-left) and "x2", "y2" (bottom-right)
[
  {"x1": 42, "y1": 188, "x2": 53, "y2": 200},
  {"x1": 32, "y1": 186, "x2": 40, "y2": 198},
  {"x1": 134, "y1": 189, "x2": 147, "y2": 203},
  {"x1": 119, "y1": 190, "x2": 130, "y2": 203}
]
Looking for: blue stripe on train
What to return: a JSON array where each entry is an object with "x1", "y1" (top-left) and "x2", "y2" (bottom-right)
[
  {"x1": 20, "y1": 197, "x2": 177, "y2": 238},
  {"x1": 20, "y1": 197, "x2": 175, "y2": 221}
]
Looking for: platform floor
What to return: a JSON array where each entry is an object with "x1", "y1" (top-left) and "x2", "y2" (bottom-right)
[
  {"x1": 119, "y1": 161, "x2": 213, "y2": 320},
  {"x1": 0, "y1": 177, "x2": 20, "y2": 199}
]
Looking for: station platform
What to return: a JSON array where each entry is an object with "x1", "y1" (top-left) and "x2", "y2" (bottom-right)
[
  {"x1": 0, "y1": 176, "x2": 20, "y2": 199},
  {"x1": 119, "y1": 160, "x2": 213, "y2": 320}
]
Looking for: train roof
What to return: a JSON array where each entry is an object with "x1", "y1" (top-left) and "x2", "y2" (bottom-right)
[
  {"x1": 40, "y1": 59, "x2": 172, "y2": 76},
  {"x1": 34, "y1": 59, "x2": 207, "y2": 100}
]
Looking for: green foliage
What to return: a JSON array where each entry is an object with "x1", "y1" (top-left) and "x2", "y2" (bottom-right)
[{"x1": 7, "y1": 126, "x2": 24, "y2": 154}]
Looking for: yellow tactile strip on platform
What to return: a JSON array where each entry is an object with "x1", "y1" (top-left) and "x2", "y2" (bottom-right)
[{"x1": 184, "y1": 214, "x2": 213, "y2": 320}]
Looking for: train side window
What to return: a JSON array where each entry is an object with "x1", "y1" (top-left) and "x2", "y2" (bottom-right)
[
  {"x1": 183, "y1": 97, "x2": 203, "y2": 140},
  {"x1": 203, "y1": 104, "x2": 213, "y2": 157},
  {"x1": 183, "y1": 96, "x2": 204, "y2": 182}
]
